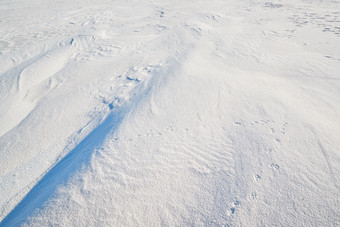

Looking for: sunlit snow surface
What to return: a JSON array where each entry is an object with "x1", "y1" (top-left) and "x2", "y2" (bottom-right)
[{"x1": 0, "y1": 0, "x2": 340, "y2": 226}]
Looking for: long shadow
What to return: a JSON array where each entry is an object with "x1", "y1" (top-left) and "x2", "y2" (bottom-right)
[{"x1": 1, "y1": 107, "x2": 126, "y2": 226}]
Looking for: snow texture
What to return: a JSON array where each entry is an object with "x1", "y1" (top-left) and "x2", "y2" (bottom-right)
[{"x1": 0, "y1": 0, "x2": 340, "y2": 226}]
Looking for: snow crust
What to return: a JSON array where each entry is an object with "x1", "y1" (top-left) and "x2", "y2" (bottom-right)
[{"x1": 0, "y1": 0, "x2": 340, "y2": 226}]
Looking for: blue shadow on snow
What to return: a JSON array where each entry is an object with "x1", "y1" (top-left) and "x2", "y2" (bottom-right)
[{"x1": 1, "y1": 108, "x2": 125, "y2": 226}]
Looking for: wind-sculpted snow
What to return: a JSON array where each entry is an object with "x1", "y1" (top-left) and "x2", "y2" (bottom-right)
[{"x1": 1, "y1": 0, "x2": 340, "y2": 226}]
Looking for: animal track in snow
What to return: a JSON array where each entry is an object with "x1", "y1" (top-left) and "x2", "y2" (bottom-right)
[
  {"x1": 264, "y1": 2, "x2": 283, "y2": 9},
  {"x1": 96, "y1": 64, "x2": 158, "y2": 112},
  {"x1": 254, "y1": 174, "x2": 262, "y2": 181},
  {"x1": 167, "y1": 126, "x2": 174, "y2": 131},
  {"x1": 226, "y1": 200, "x2": 240, "y2": 216},
  {"x1": 270, "y1": 163, "x2": 280, "y2": 170},
  {"x1": 251, "y1": 192, "x2": 257, "y2": 200},
  {"x1": 102, "y1": 97, "x2": 120, "y2": 110},
  {"x1": 240, "y1": 119, "x2": 288, "y2": 136},
  {"x1": 289, "y1": 8, "x2": 340, "y2": 36},
  {"x1": 123, "y1": 65, "x2": 156, "y2": 83}
]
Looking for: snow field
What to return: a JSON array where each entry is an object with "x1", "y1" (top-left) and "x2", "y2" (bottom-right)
[{"x1": 1, "y1": 0, "x2": 340, "y2": 226}]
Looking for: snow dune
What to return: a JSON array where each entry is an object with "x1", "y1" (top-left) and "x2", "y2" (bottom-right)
[{"x1": 1, "y1": 0, "x2": 340, "y2": 226}]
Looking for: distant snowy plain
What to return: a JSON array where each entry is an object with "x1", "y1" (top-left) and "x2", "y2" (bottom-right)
[{"x1": 0, "y1": 0, "x2": 340, "y2": 226}]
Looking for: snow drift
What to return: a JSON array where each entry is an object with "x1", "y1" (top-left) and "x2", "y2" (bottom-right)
[{"x1": 1, "y1": 0, "x2": 340, "y2": 226}]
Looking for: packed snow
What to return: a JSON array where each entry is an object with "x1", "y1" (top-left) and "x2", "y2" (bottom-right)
[{"x1": 0, "y1": 0, "x2": 340, "y2": 226}]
